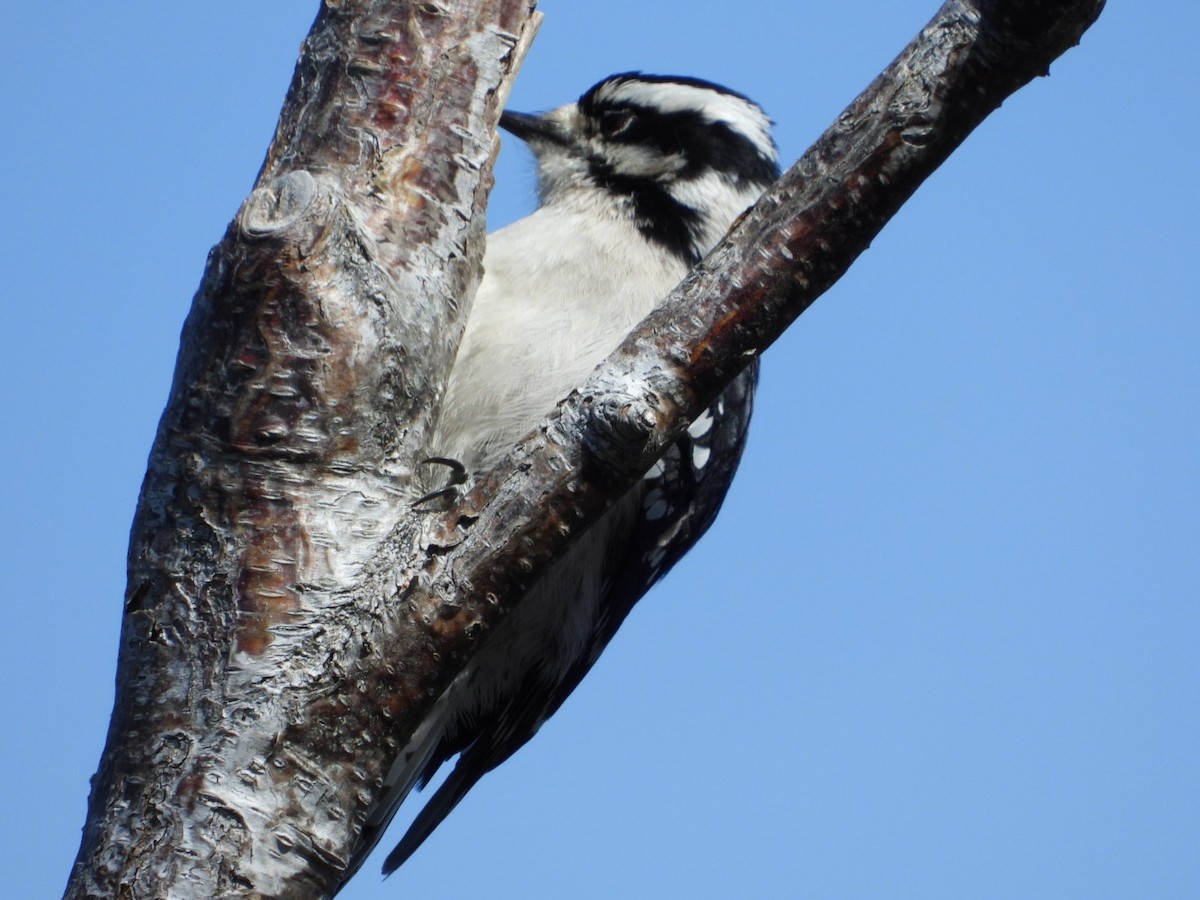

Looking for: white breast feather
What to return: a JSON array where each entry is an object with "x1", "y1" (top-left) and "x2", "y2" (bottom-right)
[{"x1": 433, "y1": 199, "x2": 687, "y2": 471}]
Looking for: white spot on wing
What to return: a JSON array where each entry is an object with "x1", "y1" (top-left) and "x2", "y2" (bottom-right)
[
  {"x1": 688, "y1": 409, "x2": 714, "y2": 439},
  {"x1": 645, "y1": 498, "x2": 670, "y2": 520}
]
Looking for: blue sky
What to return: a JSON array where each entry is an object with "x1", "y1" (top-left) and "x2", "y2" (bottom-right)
[{"x1": 2, "y1": 2, "x2": 1196, "y2": 898}]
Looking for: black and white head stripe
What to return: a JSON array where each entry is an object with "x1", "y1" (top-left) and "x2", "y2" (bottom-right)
[
  {"x1": 499, "y1": 73, "x2": 779, "y2": 265},
  {"x1": 578, "y1": 73, "x2": 779, "y2": 188},
  {"x1": 570, "y1": 73, "x2": 780, "y2": 264}
]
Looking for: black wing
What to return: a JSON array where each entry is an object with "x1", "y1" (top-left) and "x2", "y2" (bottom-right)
[{"x1": 377, "y1": 360, "x2": 759, "y2": 876}]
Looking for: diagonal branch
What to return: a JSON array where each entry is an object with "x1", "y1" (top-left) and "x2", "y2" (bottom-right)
[{"x1": 407, "y1": 0, "x2": 1106, "y2": 704}]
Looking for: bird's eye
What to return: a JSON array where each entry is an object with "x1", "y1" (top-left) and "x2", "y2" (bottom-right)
[{"x1": 598, "y1": 109, "x2": 634, "y2": 138}]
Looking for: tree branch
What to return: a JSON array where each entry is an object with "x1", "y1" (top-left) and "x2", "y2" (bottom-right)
[
  {"x1": 68, "y1": 0, "x2": 1103, "y2": 897},
  {"x1": 410, "y1": 0, "x2": 1106, "y2": 716}
]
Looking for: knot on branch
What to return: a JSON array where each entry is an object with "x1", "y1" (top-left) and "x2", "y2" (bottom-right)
[
  {"x1": 240, "y1": 170, "x2": 321, "y2": 238},
  {"x1": 581, "y1": 379, "x2": 669, "y2": 475}
]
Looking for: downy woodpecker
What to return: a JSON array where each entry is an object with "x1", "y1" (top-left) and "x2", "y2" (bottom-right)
[{"x1": 346, "y1": 72, "x2": 779, "y2": 885}]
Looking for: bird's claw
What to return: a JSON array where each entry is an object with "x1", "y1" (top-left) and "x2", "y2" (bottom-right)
[{"x1": 413, "y1": 456, "x2": 469, "y2": 508}]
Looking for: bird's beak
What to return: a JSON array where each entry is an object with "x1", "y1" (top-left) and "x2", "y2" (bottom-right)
[{"x1": 499, "y1": 110, "x2": 571, "y2": 147}]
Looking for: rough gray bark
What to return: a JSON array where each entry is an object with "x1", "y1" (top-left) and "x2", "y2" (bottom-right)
[
  {"x1": 67, "y1": 2, "x2": 540, "y2": 897},
  {"x1": 67, "y1": 0, "x2": 1105, "y2": 897}
]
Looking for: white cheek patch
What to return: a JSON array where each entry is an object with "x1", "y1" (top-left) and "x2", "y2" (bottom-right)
[{"x1": 601, "y1": 140, "x2": 686, "y2": 180}]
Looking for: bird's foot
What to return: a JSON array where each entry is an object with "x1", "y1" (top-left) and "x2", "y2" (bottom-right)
[{"x1": 413, "y1": 456, "x2": 469, "y2": 508}]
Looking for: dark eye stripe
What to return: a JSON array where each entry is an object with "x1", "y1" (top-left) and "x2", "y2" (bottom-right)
[
  {"x1": 598, "y1": 109, "x2": 634, "y2": 138},
  {"x1": 589, "y1": 103, "x2": 778, "y2": 186}
]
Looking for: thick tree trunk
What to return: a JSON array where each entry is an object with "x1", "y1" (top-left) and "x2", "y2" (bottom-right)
[
  {"x1": 67, "y1": 0, "x2": 1104, "y2": 897},
  {"x1": 66, "y1": 2, "x2": 539, "y2": 897}
]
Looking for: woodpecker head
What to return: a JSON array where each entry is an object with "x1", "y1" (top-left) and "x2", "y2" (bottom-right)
[{"x1": 500, "y1": 72, "x2": 780, "y2": 265}]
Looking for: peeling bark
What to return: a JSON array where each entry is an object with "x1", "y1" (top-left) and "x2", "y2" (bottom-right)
[{"x1": 68, "y1": 1, "x2": 1104, "y2": 897}]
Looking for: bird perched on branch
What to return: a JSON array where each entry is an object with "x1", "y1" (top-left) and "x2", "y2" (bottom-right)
[{"x1": 343, "y1": 71, "x2": 779, "y2": 887}]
